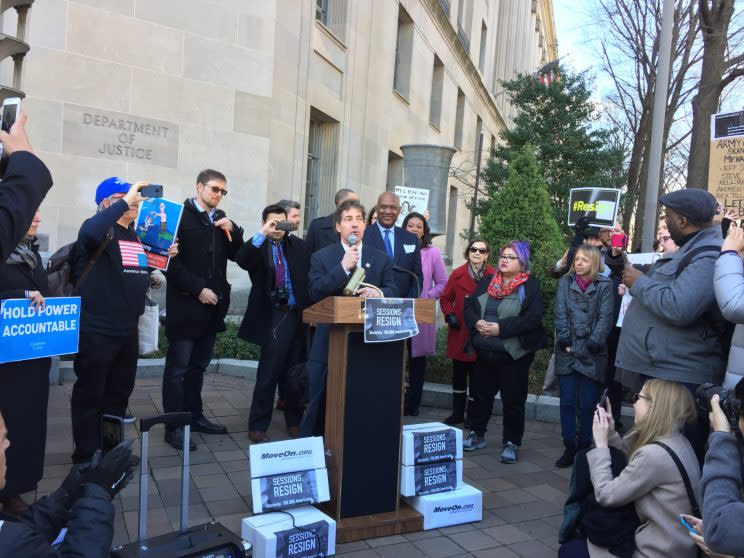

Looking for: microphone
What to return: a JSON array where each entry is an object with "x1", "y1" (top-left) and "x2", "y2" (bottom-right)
[
  {"x1": 343, "y1": 234, "x2": 365, "y2": 295},
  {"x1": 393, "y1": 265, "x2": 421, "y2": 298},
  {"x1": 213, "y1": 209, "x2": 232, "y2": 242}
]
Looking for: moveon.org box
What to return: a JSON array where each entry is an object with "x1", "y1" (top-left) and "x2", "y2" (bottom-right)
[
  {"x1": 404, "y1": 483, "x2": 482, "y2": 530},
  {"x1": 249, "y1": 437, "x2": 326, "y2": 478},
  {"x1": 251, "y1": 468, "x2": 331, "y2": 514},
  {"x1": 241, "y1": 505, "x2": 336, "y2": 558},
  {"x1": 401, "y1": 422, "x2": 463, "y2": 466}
]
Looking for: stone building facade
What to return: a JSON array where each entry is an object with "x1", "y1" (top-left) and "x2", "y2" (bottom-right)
[{"x1": 1, "y1": 0, "x2": 555, "y2": 295}]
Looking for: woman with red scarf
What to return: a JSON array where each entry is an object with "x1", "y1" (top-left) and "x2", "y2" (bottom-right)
[
  {"x1": 462, "y1": 241, "x2": 547, "y2": 463},
  {"x1": 554, "y1": 245, "x2": 614, "y2": 468}
]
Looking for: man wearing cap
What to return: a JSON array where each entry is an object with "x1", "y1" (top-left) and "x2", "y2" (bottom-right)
[
  {"x1": 71, "y1": 178, "x2": 177, "y2": 463},
  {"x1": 612, "y1": 189, "x2": 726, "y2": 455}
]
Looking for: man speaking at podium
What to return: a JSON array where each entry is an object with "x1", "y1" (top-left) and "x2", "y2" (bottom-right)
[{"x1": 300, "y1": 199, "x2": 398, "y2": 436}]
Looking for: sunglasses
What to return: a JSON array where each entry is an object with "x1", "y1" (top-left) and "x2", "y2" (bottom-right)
[
  {"x1": 632, "y1": 393, "x2": 652, "y2": 403},
  {"x1": 207, "y1": 185, "x2": 228, "y2": 196},
  {"x1": 469, "y1": 247, "x2": 488, "y2": 254}
]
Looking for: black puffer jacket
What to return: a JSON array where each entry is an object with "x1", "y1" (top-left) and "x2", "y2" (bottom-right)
[{"x1": 0, "y1": 484, "x2": 114, "y2": 557}]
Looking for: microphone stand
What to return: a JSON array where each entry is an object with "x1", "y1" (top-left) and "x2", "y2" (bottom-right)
[{"x1": 392, "y1": 265, "x2": 421, "y2": 297}]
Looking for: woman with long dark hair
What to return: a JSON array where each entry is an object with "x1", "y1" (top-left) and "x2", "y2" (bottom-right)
[
  {"x1": 439, "y1": 238, "x2": 496, "y2": 425},
  {"x1": 402, "y1": 212, "x2": 447, "y2": 415}
]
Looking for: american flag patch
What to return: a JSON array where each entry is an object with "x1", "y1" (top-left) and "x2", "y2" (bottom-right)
[{"x1": 119, "y1": 240, "x2": 148, "y2": 267}]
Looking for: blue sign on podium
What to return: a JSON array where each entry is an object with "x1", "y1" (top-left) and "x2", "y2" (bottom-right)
[{"x1": 0, "y1": 297, "x2": 81, "y2": 363}]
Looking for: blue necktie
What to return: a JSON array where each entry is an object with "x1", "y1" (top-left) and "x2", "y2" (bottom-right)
[{"x1": 383, "y1": 229, "x2": 393, "y2": 259}]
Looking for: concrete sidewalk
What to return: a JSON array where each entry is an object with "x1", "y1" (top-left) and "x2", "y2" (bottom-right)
[{"x1": 31, "y1": 374, "x2": 571, "y2": 557}]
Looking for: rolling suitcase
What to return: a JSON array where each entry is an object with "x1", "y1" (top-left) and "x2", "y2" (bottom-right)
[{"x1": 111, "y1": 412, "x2": 251, "y2": 558}]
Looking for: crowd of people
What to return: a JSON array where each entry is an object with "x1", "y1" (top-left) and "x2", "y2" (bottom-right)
[{"x1": 1, "y1": 112, "x2": 744, "y2": 558}]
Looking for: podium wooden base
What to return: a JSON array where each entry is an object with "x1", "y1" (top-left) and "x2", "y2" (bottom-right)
[{"x1": 318, "y1": 501, "x2": 423, "y2": 543}]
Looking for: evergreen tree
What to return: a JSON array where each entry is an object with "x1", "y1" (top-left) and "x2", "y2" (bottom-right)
[
  {"x1": 481, "y1": 64, "x2": 625, "y2": 231},
  {"x1": 479, "y1": 145, "x2": 565, "y2": 329}
]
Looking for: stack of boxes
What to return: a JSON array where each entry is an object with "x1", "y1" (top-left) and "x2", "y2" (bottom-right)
[
  {"x1": 401, "y1": 422, "x2": 483, "y2": 530},
  {"x1": 242, "y1": 437, "x2": 337, "y2": 558}
]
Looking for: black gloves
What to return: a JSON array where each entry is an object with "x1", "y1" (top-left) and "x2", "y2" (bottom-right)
[
  {"x1": 445, "y1": 313, "x2": 460, "y2": 329},
  {"x1": 586, "y1": 340, "x2": 603, "y2": 355},
  {"x1": 85, "y1": 439, "x2": 140, "y2": 497},
  {"x1": 59, "y1": 459, "x2": 95, "y2": 504}
]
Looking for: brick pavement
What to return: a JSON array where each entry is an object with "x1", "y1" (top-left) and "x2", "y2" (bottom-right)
[{"x1": 29, "y1": 374, "x2": 570, "y2": 557}]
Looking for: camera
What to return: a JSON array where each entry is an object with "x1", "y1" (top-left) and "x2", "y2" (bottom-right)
[
  {"x1": 695, "y1": 383, "x2": 744, "y2": 430},
  {"x1": 270, "y1": 287, "x2": 289, "y2": 306}
]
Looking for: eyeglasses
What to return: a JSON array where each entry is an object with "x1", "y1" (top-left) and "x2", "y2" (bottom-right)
[
  {"x1": 208, "y1": 185, "x2": 228, "y2": 196},
  {"x1": 633, "y1": 393, "x2": 652, "y2": 403},
  {"x1": 499, "y1": 254, "x2": 519, "y2": 261},
  {"x1": 469, "y1": 247, "x2": 488, "y2": 254}
]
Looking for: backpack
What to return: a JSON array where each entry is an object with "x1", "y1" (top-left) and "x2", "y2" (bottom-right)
[{"x1": 46, "y1": 229, "x2": 114, "y2": 297}]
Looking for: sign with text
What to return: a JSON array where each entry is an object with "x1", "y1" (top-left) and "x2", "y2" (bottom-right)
[
  {"x1": 568, "y1": 187, "x2": 621, "y2": 228},
  {"x1": 363, "y1": 298, "x2": 418, "y2": 343},
  {"x1": 394, "y1": 186, "x2": 429, "y2": 227},
  {"x1": 616, "y1": 253, "x2": 661, "y2": 327},
  {"x1": 274, "y1": 521, "x2": 329, "y2": 558},
  {"x1": 709, "y1": 110, "x2": 744, "y2": 218},
  {"x1": 414, "y1": 460, "x2": 459, "y2": 496},
  {"x1": 62, "y1": 104, "x2": 179, "y2": 167},
  {"x1": 135, "y1": 197, "x2": 184, "y2": 270},
  {"x1": 412, "y1": 428, "x2": 458, "y2": 464},
  {"x1": 0, "y1": 297, "x2": 80, "y2": 363},
  {"x1": 258, "y1": 470, "x2": 320, "y2": 512}
]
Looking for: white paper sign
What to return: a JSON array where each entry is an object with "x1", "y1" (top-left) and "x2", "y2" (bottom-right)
[
  {"x1": 616, "y1": 252, "x2": 661, "y2": 327},
  {"x1": 394, "y1": 186, "x2": 429, "y2": 227}
]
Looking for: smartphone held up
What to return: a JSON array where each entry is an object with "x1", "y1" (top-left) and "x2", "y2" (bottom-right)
[{"x1": 0, "y1": 97, "x2": 21, "y2": 158}]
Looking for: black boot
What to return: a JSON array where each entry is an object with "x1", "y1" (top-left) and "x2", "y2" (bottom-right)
[
  {"x1": 164, "y1": 427, "x2": 196, "y2": 451},
  {"x1": 555, "y1": 440, "x2": 577, "y2": 468},
  {"x1": 444, "y1": 393, "x2": 466, "y2": 426}
]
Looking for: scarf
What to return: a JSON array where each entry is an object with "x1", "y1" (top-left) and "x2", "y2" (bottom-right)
[
  {"x1": 575, "y1": 274, "x2": 592, "y2": 292},
  {"x1": 487, "y1": 272, "x2": 530, "y2": 299},
  {"x1": 468, "y1": 263, "x2": 486, "y2": 283},
  {"x1": 6, "y1": 236, "x2": 37, "y2": 268}
]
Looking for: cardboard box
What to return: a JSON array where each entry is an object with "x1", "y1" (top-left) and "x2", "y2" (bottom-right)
[
  {"x1": 400, "y1": 459, "x2": 462, "y2": 497},
  {"x1": 405, "y1": 483, "x2": 482, "y2": 530},
  {"x1": 401, "y1": 422, "x2": 463, "y2": 466},
  {"x1": 241, "y1": 505, "x2": 336, "y2": 558},
  {"x1": 249, "y1": 436, "x2": 326, "y2": 478},
  {"x1": 251, "y1": 468, "x2": 331, "y2": 514}
]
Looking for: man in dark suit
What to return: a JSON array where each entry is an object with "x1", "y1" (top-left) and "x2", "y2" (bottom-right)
[
  {"x1": 305, "y1": 188, "x2": 357, "y2": 253},
  {"x1": 235, "y1": 204, "x2": 310, "y2": 443},
  {"x1": 364, "y1": 191, "x2": 422, "y2": 298},
  {"x1": 300, "y1": 199, "x2": 398, "y2": 436},
  {"x1": 163, "y1": 169, "x2": 244, "y2": 450}
]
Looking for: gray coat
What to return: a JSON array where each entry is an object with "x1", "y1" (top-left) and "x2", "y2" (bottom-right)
[
  {"x1": 615, "y1": 225, "x2": 724, "y2": 385},
  {"x1": 713, "y1": 252, "x2": 744, "y2": 388},
  {"x1": 554, "y1": 273, "x2": 614, "y2": 382}
]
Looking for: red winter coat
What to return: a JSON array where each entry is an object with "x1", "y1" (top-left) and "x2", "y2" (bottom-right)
[{"x1": 439, "y1": 262, "x2": 496, "y2": 361}]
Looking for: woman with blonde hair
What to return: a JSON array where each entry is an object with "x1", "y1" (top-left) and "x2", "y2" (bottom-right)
[
  {"x1": 554, "y1": 245, "x2": 614, "y2": 467},
  {"x1": 578, "y1": 380, "x2": 701, "y2": 557}
]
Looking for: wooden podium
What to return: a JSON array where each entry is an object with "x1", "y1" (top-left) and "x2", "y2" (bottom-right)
[{"x1": 303, "y1": 296, "x2": 436, "y2": 542}]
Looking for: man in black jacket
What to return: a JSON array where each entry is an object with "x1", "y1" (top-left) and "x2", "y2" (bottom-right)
[
  {"x1": 0, "y1": 412, "x2": 139, "y2": 557},
  {"x1": 305, "y1": 188, "x2": 357, "y2": 253},
  {"x1": 0, "y1": 112, "x2": 54, "y2": 261},
  {"x1": 163, "y1": 169, "x2": 244, "y2": 450},
  {"x1": 235, "y1": 204, "x2": 310, "y2": 443},
  {"x1": 71, "y1": 178, "x2": 168, "y2": 463}
]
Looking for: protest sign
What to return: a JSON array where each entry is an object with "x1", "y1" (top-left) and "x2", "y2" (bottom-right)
[
  {"x1": 363, "y1": 298, "x2": 418, "y2": 343},
  {"x1": 616, "y1": 253, "x2": 661, "y2": 327},
  {"x1": 709, "y1": 110, "x2": 744, "y2": 218},
  {"x1": 568, "y1": 187, "x2": 621, "y2": 228},
  {"x1": 0, "y1": 297, "x2": 81, "y2": 363},
  {"x1": 135, "y1": 197, "x2": 183, "y2": 270},
  {"x1": 394, "y1": 186, "x2": 429, "y2": 227},
  {"x1": 254, "y1": 469, "x2": 329, "y2": 513}
]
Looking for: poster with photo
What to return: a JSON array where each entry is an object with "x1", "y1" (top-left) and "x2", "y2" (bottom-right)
[
  {"x1": 134, "y1": 198, "x2": 183, "y2": 270},
  {"x1": 394, "y1": 186, "x2": 429, "y2": 227}
]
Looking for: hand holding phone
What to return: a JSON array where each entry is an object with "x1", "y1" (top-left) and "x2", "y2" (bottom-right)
[
  {"x1": 611, "y1": 232, "x2": 627, "y2": 249},
  {"x1": 275, "y1": 220, "x2": 297, "y2": 232},
  {"x1": 598, "y1": 387, "x2": 609, "y2": 408},
  {"x1": 680, "y1": 514, "x2": 700, "y2": 536}
]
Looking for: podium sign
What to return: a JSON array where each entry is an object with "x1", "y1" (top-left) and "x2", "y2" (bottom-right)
[{"x1": 363, "y1": 298, "x2": 418, "y2": 342}]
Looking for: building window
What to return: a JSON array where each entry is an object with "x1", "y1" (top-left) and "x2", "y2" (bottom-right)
[
  {"x1": 393, "y1": 6, "x2": 414, "y2": 99},
  {"x1": 387, "y1": 151, "x2": 404, "y2": 191},
  {"x1": 429, "y1": 55, "x2": 444, "y2": 129},
  {"x1": 315, "y1": 0, "x2": 347, "y2": 41},
  {"x1": 454, "y1": 88, "x2": 465, "y2": 149},
  {"x1": 456, "y1": 0, "x2": 471, "y2": 52},
  {"x1": 478, "y1": 21, "x2": 487, "y2": 74},
  {"x1": 304, "y1": 108, "x2": 340, "y2": 224}
]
